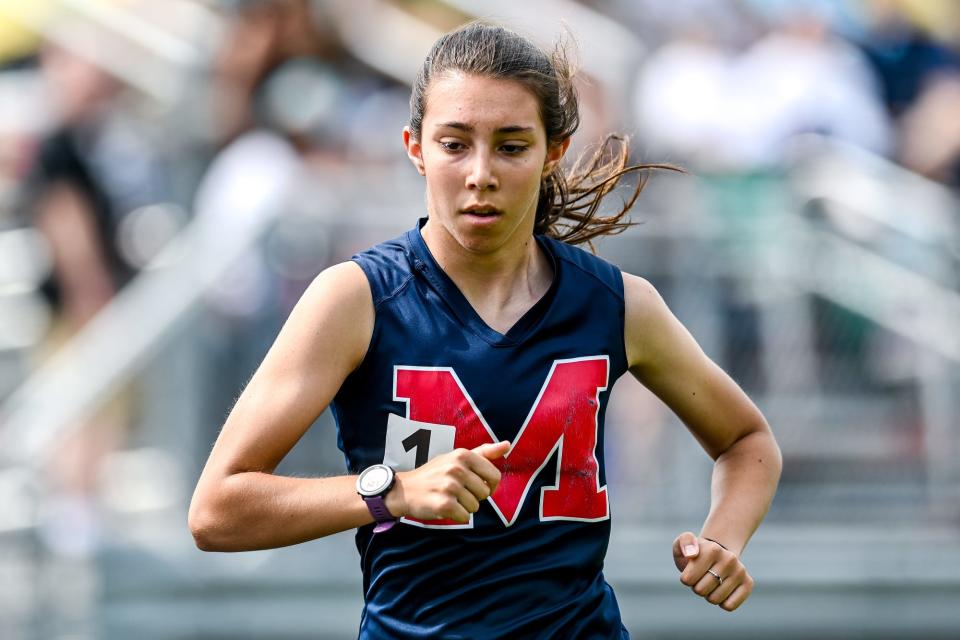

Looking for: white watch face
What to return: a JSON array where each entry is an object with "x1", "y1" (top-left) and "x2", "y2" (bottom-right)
[{"x1": 359, "y1": 466, "x2": 391, "y2": 495}]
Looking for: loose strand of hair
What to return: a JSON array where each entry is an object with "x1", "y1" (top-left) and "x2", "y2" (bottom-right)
[{"x1": 540, "y1": 134, "x2": 685, "y2": 247}]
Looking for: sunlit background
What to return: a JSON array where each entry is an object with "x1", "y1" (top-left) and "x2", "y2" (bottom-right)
[{"x1": 0, "y1": 0, "x2": 958, "y2": 638}]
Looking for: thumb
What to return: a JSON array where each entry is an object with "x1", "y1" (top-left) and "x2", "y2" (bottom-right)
[
  {"x1": 474, "y1": 440, "x2": 511, "y2": 460},
  {"x1": 672, "y1": 531, "x2": 699, "y2": 571}
]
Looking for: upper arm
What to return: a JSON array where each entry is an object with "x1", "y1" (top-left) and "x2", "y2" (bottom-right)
[
  {"x1": 197, "y1": 261, "x2": 374, "y2": 481},
  {"x1": 623, "y1": 272, "x2": 768, "y2": 459}
]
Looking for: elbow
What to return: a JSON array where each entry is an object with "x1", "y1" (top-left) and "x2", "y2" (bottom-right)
[
  {"x1": 764, "y1": 423, "x2": 783, "y2": 468},
  {"x1": 759, "y1": 425, "x2": 784, "y2": 482},
  {"x1": 188, "y1": 505, "x2": 216, "y2": 551},
  {"x1": 772, "y1": 437, "x2": 784, "y2": 480},
  {"x1": 188, "y1": 494, "x2": 229, "y2": 552},
  {"x1": 723, "y1": 422, "x2": 783, "y2": 477},
  {"x1": 188, "y1": 515, "x2": 217, "y2": 552}
]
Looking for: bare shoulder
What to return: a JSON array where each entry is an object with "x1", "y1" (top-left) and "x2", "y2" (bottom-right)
[
  {"x1": 283, "y1": 260, "x2": 374, "y2": 371},
  {"x1": 300, "y1": 260, "x2": 373, "y2": 318},
  {"x1": 622, "y1": 271, "x2": 664, "y2": 316},
  {"x1": 303, "y1": 260, "x2": 371, "y2": 306},
  {"x1": 240, "y1": 260, "x2": 375, "y2": 412},
  {"x1": 622, "y1": 271, "x2": 686, "y2": 373}
]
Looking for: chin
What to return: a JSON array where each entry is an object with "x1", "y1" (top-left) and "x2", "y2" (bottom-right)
[
  {"x1": 445, "y1": 216, "x2": 503, "y2": 244},
  {"x1": 453, "y1": 230, "x2": 502, "y2": 255}
]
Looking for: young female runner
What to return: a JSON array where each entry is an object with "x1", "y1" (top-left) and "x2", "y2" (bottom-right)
[{"x1": 189, "y1": 21, "x2": 781, "y2": 638}]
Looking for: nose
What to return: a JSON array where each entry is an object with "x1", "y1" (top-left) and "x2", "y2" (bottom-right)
[{"x1": 465, "y1": 150, "x2": 498, "y2": 192}]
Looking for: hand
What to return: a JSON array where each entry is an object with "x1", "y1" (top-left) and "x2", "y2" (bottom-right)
[
  {"x1": 386, "y1": 441, "x2": 510, "y2": 523},
  {"x1": 672, "y1": 532, "x2": 754, "y2": 611}
]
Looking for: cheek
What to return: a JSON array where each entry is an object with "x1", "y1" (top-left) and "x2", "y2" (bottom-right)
[
  {"x1": 520, "y1": 151, "x2": 548, "y2": 182},
  {"x1": 421, "y1": 150, "x2": 451, "y2": 178},
  {"x1": 425, "y1": 165, "x2": 460, "y2": 194},
  {"x1": 423, "y1": 164, "x2": 462, "y2": 208},
  {"x1": 515, "y1": 160, "x2": 546, "y2": 197}
]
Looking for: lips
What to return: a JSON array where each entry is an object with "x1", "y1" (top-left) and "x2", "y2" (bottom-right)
[{"x1": 461, "y1": 205, "x2": 504, "y2": 217}]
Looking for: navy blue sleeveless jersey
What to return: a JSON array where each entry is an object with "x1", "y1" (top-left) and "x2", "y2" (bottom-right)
[{"x1": 331, "y1": 218, "x2": 631, "y2": 639}]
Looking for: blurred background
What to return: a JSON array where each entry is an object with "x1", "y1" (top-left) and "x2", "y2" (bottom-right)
[{"x1": 0, "y1": 0, "x2": 957, "y2": 638}]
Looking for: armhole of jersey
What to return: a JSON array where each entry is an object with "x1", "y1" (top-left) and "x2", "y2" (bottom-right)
[
  {"x1": 614, "y1": 268, "x2": 629, "y2": 381},
  {"x1": 549, "y1": 239, "x2": 631, "y2": 380},
  {"x1": 348, "y1": 256, "x2": 384, "y2": 377}
]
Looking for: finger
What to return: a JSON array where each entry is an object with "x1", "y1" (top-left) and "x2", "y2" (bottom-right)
[
  {"x1": 707, "y1": 571, "x2": 740, "y2": 605},
  {"x1": 720, "y1": 581, "x2": 753, "y2": 612},
  {"x1": 672, "y1": 531, "x2": 699, "y2": 571},
  {"x1": 679, "y1": 545, "x2": 723, "y2": 586},
  {"x1": 474, "y1": 440, "x2": 510, "y2": 460},
  {"x1": 460, "y1": 470, "x2": 492, "y2": 503},
  {"x1": 454, "y1": 485, "x2": 481, "y2": 514},
  {"x1": 465, "y1": 449, "x2": 505, "y2": 491},
  {"x1": 446, "y1": 500, "x2": 472, "y2": 524},
  {"x1": 693, "y1": 568, "x2": 723, "y2": 597},
  {"x1": 702, "y1": 556, "x2": 742, "y2": 602}
]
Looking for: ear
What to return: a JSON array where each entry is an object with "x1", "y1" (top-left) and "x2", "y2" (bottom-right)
[
  {"x1": 542, "y1": 137, "x2": 571, "y2": 176},
  {"x1": 403, "y1": 126, "x2": 426, "y2": 176}
]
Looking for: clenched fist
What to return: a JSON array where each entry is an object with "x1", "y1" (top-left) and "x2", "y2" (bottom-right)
[
  {"x1": 385, "y1": 441, "x2": 510, "y2": 523},
  {"x1": 672, "y1": 531, "x2": 754, "y2": 611}
]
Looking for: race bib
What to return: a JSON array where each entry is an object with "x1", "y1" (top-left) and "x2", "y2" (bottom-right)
[{"x1": 383, "y1": 413, "x2": 456, "y2": 471}]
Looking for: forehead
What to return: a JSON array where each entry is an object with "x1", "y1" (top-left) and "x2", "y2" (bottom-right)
[{"x1": 423, "y1": 73, "x2": 543, "y2": 133}]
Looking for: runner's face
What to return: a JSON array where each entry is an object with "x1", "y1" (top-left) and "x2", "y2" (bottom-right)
[{"x1": 404, "y1": 73, "x2": 565, "y2": 255}]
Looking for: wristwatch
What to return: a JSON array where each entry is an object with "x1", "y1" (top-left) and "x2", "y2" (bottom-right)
[{"x1": 356, "y1": 464, "x2": 398, "y2": 533}]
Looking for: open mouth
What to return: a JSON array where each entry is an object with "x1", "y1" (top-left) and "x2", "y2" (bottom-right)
[{"x1": 461, "y1": 206, "x2": 503, "y2": 218}]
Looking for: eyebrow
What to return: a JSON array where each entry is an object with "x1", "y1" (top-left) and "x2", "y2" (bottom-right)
[{"x1": 437, "y1": 122, "x2": 536, "y2": 134}]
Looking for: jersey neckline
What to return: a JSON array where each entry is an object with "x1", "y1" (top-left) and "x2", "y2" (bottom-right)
[{"x1": 405, "y1": 217, "x2": 561, "y2": 348}]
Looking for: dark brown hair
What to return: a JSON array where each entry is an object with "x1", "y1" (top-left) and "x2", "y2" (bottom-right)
[{"x1": 409, "y1": 21, "x2": 679, "y2": 245}]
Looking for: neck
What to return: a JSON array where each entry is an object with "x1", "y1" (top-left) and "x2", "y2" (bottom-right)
[{"x1": 421, "y1": 217, "x2": 551, "y2": 310}]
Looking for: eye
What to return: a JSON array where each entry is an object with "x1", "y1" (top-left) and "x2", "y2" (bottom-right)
[
  {"x1": 439, "y1": 141, "x2": 466, "y2": 152},
  {"x1": 500, "y1": 144, "x2": 528, "y2": 155}
]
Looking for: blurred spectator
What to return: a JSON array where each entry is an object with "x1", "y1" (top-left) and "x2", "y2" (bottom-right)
[
  {"x1": 208, "y1": 0, "x2": 392, "y2": 153},
  {"x1": 858, "y1": 0, "x2": 960, "y2": 119},
  {"x1": 633, "y1": 2, "x2": 892, "y2": 392},
  {"x1": 0, "y1": 0, "x2": 47, "y2": 70},
  {"x1": 210, "y1": 0, "x2": 340, "y2": 145},
  {"x1": 24, "y1": 42, "x2": 168, "y2": 328},
  {"x1": 738, "y1": 5, "x2": 891, "y2": 159},
  {"x1": 634, "y1": 2, "x2": 891, "y2": 172},
  {"x1": 856, "y1": 1, "x2": 960, "y2": 187},
  {"x1": 632, "y1": 25, "x2": 736, "y2": 169},
  {"x1": 898, "y1": 71, "x2": 960, "y2": 185},
  {"x1": 20, "y1": 34, "x2": 168, "y2": 555},
  {"x1": 193, "y1": 0, "x2": 403, "y2": 456}
]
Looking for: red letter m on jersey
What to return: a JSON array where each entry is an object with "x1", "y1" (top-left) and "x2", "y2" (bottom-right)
[{"x1": 393, "y1": 356, "x2": 610, "y2": 528}]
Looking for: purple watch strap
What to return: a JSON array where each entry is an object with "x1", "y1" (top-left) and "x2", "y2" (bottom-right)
[{"x1": 365, "y1": 496, "x2": 396, "y2": 532}]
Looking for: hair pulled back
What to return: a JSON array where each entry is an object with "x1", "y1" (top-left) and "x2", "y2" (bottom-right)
[{"x1": 410, "y1": 21, "x2": 677, "y2": 246}]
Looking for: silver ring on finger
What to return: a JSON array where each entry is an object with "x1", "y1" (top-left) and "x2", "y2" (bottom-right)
[{"x1": 707, "y1": 569, "x2": 723, "y2": 585}]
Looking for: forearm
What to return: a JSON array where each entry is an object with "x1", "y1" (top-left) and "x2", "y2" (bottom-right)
[
  {"x1": 699, "y1": 428, "x2": 781, "y2": 556},
  {"x1": 188, "y1": 442, "x2": 506, "y2": 552},
  {"x1": 189, "y1": 473, "x2": 375, "y2": 552}
]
